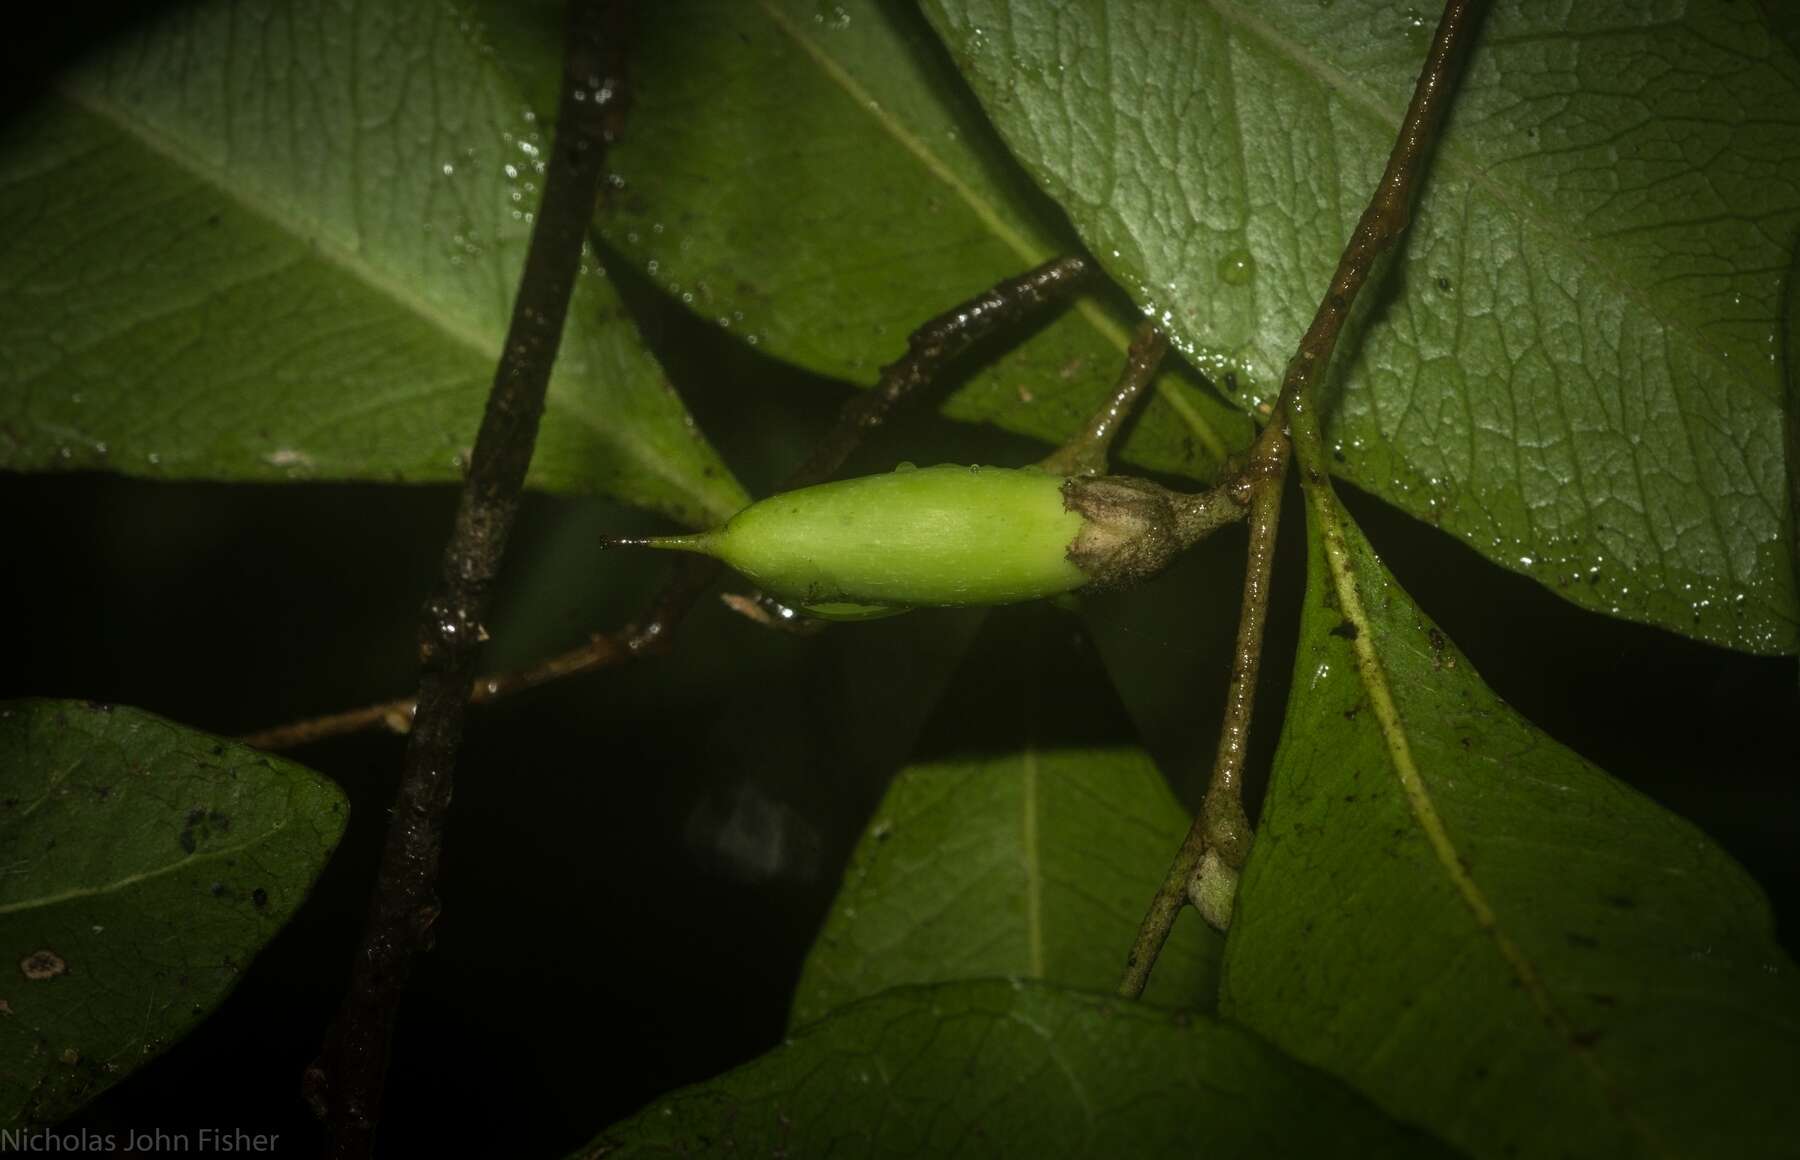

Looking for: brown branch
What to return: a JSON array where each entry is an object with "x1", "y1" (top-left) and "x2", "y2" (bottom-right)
[
  {"x1": 1118, "y1": 437, "x2": 1282, "y2": 997},
  {"x1": 1271, "y1": 0, "x2": 1484, "y2": 423},
  {"x1": 302, "y1": 4, "x2": 633, "y2": 1155},
  {"x1": 246, "y1": 256, "x2": 1094, "y2": 747},
  {"x1": 1120, "y1": 0, "x2": 1485, "y2": 999},
  {"x1": 241, "y1": 556, "x2": 713, "y2": 750},
  {"x1": 784, "y1": 255, "x2": 1092, "y2": 488}
]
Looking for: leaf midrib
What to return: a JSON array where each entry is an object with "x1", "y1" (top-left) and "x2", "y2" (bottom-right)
[
  {"x1": 1020, "y1": 744, "x2": 1045, "y2": 977},
  {"x1": 1309, "y1": 485, "x2": 1667, "y2": 1155},
  {"x1": 0, "y1": 819, "x2": 290, "y2": 917}
]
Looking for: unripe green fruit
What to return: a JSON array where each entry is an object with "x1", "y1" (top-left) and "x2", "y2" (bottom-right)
[
  {"x1": 640, "y1": 465, "x2": 1083, "y2": 610},
  {"x1": 617, "y1": 464, "x2": 1245, "y2": 615}
]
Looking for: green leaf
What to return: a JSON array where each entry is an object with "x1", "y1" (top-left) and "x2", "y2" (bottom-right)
[
  {"x1": 1219, "y1": 489, "x2": 1800, "y2": 1159},
  {"x1": 0, "y1": 0, "x2": 748, "y2": 528},
  {"x1": 926, "y1": 0, "x2": 1800, "y2": 655},
  {"x1": 593, "y1": 0, "x2": 1254, "y2": 481},
  {"x1": 0, "y1": 700, "x2": 347, "y2": 1126},
  {"x1": 791, "y1": 747, "x2": 1217, "y2": 1024},
  {"x1": 586, "y1": 979, "x2": 1455, "y2": 1159},
  {"x1": 1783, "y1": 231, "x2": 1800, "y2": 623},
  {"x1": 792, "y1": 606, "x2": 1219, "y2": 1025}
]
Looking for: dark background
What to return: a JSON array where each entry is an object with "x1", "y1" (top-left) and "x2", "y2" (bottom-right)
[{"x1": 5, "y1": 4, "x2": 1799, "y2": 1157}]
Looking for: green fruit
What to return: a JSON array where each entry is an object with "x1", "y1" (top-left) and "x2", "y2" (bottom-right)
[{"x1": 617, "y1": 464, "x2": 1245, "y2": 613}]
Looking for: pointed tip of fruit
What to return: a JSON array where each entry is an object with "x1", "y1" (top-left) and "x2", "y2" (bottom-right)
[{"x1": 600, "y1": 531, "x2": 716, "y2": 555}]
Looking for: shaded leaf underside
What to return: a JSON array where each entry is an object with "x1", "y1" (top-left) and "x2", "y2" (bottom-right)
[
  {"x1": 1221, "y1": 488, "x2": 1800, "y2": 1158},
  {"x1": 927, "y1": 0, "x2": 1800, "y2": 654},
  {"x1": 591, "y1": 980, "x2": 1455, "y2": 1159},
  {"x1": 0, "y1": 0, "x2": 747, "y2": 527}
]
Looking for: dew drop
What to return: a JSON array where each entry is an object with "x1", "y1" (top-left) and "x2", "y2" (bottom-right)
[{"x1": 1217, "y1": 250, "x2": 1256, "y2": 286}]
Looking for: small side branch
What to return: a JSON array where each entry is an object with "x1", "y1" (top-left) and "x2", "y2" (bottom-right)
[
  {"x1": 1120, "y1": 0, "x2": 1485, "y2": 999},
  {"x1": 303, "y1": 4, "x2": 632, "y2": 1156},
  {"x1": 1038, "y1": 320, "x2": 1166, "y2": 477},
  {"x1": 786, "y1": 255, "x2": 1091, "y2": 489}
]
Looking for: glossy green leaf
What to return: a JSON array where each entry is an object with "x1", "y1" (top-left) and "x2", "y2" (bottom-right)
[
  {"x1": 926, "y1": 0, "x2": 1800, "y2": 654},
  {"x1": 592, "y1": 0, "x2": 1254, "y2": 482},
  {"x1": 1220, "y1": 489, "x2": 1800, "y2": 1159},
  {"x1": 0, "y1": 700, "x2": 347, "y2": 1126},
  {"x1": 587, "y1": 979, "x2": 1454, "y2": 1159},
  {"x1": 792, "y1": 606, "x2": 1219, "y2": 1025},
  {"x1": 0, "y1": 0, "x2": 748, "y2": 528}
]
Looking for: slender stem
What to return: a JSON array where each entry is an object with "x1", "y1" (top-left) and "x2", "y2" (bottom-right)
[
  {"x1": 1119, "y1": 0, "x2": 1485, "y2": 999},
  {"x1": 1038, "y1": 321, "x2": 1167, "y2": 476},
  {"x1": 240, "y1": 557, "x2": 709, "y2": 750},
  {"x1": 1118, "y1": 434, "x2": 1284, "y2": 997},
  {"x1": 302, "y1": 4, "x2": 630, "y2": 1155},
  {"x1": 1271, "y1": 0, "x2": 1484, "y2": 423},
  {"x1": 782, "y1": 255, "x2": 1092, "y2": 488}
]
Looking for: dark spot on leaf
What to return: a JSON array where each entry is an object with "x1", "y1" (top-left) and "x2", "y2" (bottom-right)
[
  {"x1": 21, "y1": 950, "x2": 68, "y2": 981},
  {"x1": 252, "y1": 888, "x2": 269, "y2": 911},
  {"x1": 1329, "y1": 620, "x2": 1359, "y2": 640},
  {"x1": 1436, "y1": 275, "x2": 1452, "y2": 292},
  {"x1": 184, "y1": 806, "x2": 206, "y2": 825},
  {"x1": 209, "y1": 882, "x2": 226, "y2": 898},
  {"x1": 179, "y1": 828, "x2": 197, "y2": 855},
  {"x1": 1459, "y1": 737, "x2": 1472, "y2": 750},
  {"x1": 1566, "y1": 932, "x2": 1599, "y2": 950},
  {"x1": 1587, "y1": 993, "x2": 1619, "y2": 1007},
  {"x1": 1572, "y1": 1029, "x2": 1603, "y2": 1049},
  {"x1": 1342, "y1": 794, "x2": 1359, "y2": 802},
  {"x1": 208, "y1": 810, "x2": 231, "y2": 832},
  {"x1": 94, "y1": 785, "x2": 111, "y2": 801},
  {"x1": 1223, "y1": 371, "x2": 1238, "y2": 392},
  {"x1": 1604, "y1": 894, "x2": 1636, "y2": 909}
]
